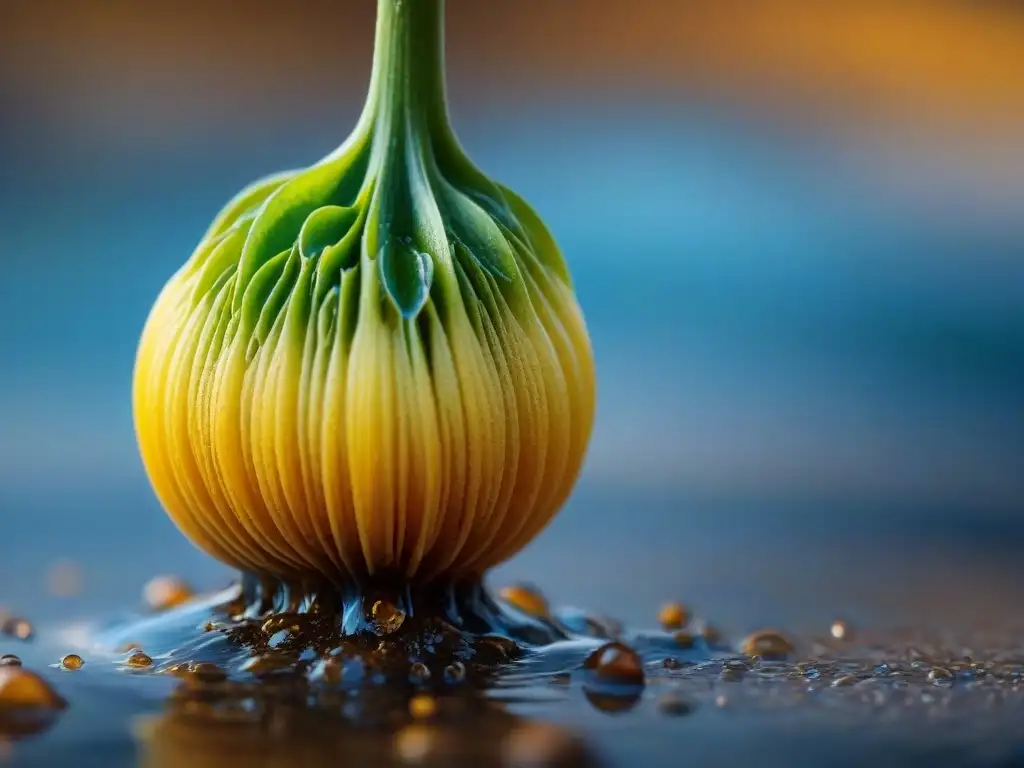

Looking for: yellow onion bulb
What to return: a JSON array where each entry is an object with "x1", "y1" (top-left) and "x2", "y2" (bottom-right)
[{"x1": 133, "y1": 0, "x2": 595, "y2": 585}]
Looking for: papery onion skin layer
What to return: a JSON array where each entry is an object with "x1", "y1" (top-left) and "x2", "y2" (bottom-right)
[{"x1": 133, "y1": 0, "x2": 595, "y2": 585}]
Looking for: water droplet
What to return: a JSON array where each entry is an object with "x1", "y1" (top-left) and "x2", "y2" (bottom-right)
[
  {"x1": 658, "y1": 693, "x2": 694, "y2": 717},
  {"x1": 583, "y1": 642, "x2": 644, "y2": 686},
  {"x1": 0, "y1": 668, "x2": 66, "y2": 710},
  {"x1": 126, "y1": 652, "x2": 153, "y2": 669},
  {"x1": 658, "y1": 602, "x2": 689, "y2": 630},
  {"x1": 830, "y1": 619, "x2": 850, "y2": 641},
  {"x1": 928, "y1": 667, "x2": 953, "y2": 686},
  {"x1": 672, "y1": 631, "x2": 696, "y2": 649},
  {"x1": 59, "y1": 655, "x2": 83, "y2": 671},
  {"x1": 0, "y1": 656, "x2": 21, "y2": 668},
  {"x1": 408, "y1": 694, "x2": 437, "y2": 719},
  {"x1": 369, "y1": 599, "x2": 406, "y2": 636},
  {"x1": 831, "y1": 675, "x2": 859, "y2": 687},
  {"x1": 143, "y1": 575, "x2": 194, "y2": 611},
  {"x1": 408, "y1": 662, "x2": 431, "y2": 684},
  {"x1": 740, "y1": 630, "x2": 794, "y2": 660},
  {"x1": 443, "y1": 661, "x2": 466, "y2": 684},
  {"x1": 499, "y1": 584, "x2": 549, "y2": 618}
]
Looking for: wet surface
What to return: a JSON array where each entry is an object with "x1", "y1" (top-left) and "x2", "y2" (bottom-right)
[{"x1": 2, "y1": 561, "x2": 1024, "y2": 767}]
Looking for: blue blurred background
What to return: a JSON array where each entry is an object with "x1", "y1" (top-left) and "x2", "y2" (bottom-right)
[{"x1": 1, "y1": 0, "x2": 1022, "y2": 634}]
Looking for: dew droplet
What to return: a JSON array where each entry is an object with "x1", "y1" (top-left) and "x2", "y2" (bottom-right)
[
  {"x1": 740, "y1": 629, "x2": 794, "y2": 660},
  {"x1": 658, "y1": 602, "x2": 689, "y2": 630},
  {"x1": 126, "y1": 652, "x2": 154, "y2": 669},
  {"x1": 0, "y1": 656, "x2": 21, "y2": 668},
  {"x1": 583, "y1": 642, "x2": 644, "y2": 686},
  {"x1": 0, "y1": 668, "x2": 66, "y2": 710},
  {"x1": 830, "y1": 619, "x2": 850, "y2": 641},
  {"x1": 369, "y1": 599, "x2": 406, "y2": 636},
  {"x1": 59, "y1": 655, "x2": 83, "y2": 671},
  {"x1": 408, "y1": 694, "x2": 437, "y2": 720},
  {"x1": 499, "y1": 584, "x2": 549, "y2": 618},
  {"x1": 443, "y1": 661, "x2": 466, "y2": 684},
  {"x1": 143, "y1": 575, "x2": 194, "y2": 611}
]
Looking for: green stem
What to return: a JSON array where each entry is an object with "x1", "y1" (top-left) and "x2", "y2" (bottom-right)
[{"x1": 366, "y1": 0, "x2": 450, "y2": 159}]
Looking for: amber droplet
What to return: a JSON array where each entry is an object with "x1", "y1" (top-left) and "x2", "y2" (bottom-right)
[
  {"x1": 740, "y1": 630, "x2": 794, "y2": 660},
  {"x1": 59, "y1": 655, "x2": 83, "y2": 671},
  {"x1": 0, "y1": 668, "x2": 66, "y2": 710},
  {"x1": 583, "y1": 642, "x2": 644, "y2": 686},
  {"x1": 499, "y1": 583, "x2": 550, "y2": 618},
  {"x1": 0, "y1": 656, "x2": 21, "y2": 668},
  {"x1": 369, "y1": 599, "x2": 406, "y2": 636},
  {"x1": 658, "y1": 602, "x2": 689, "y2": 630},
  {"x1": 143, "y1": 576, "x2": 194, "y2": 611},
  {"x1": 408, "y1": 694, "x2": 437, "y2": 719},
  {"x1": 126, "y1": 652, "x2": 154, "y2": 669}
]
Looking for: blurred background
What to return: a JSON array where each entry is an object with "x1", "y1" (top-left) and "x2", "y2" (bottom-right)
[{"x1": 1, "y1": 0, "x2": 1022, "y2": 634}]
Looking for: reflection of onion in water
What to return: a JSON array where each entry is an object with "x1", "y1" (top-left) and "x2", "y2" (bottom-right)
[{"x1": 134, "y1": 679, "x2": 598, "y2": 768}]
